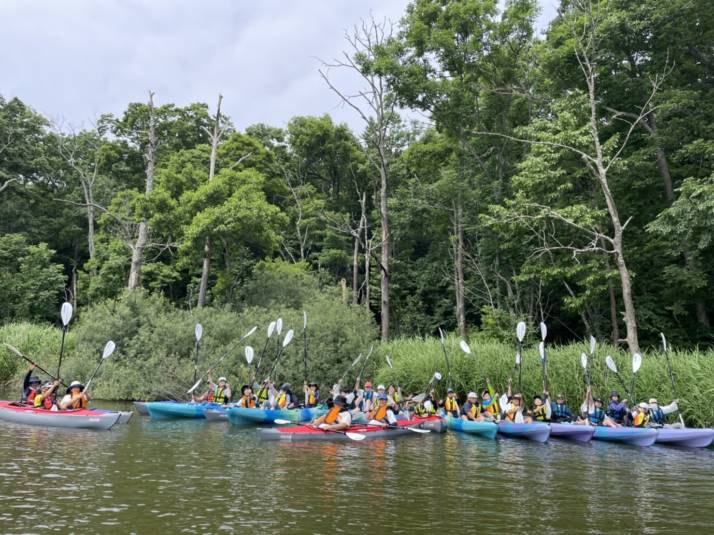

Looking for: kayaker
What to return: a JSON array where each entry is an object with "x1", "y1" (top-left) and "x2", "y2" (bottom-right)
[
  {"x1": 236, "y1": 385, "x2": 257, "y2": 408},
  {"x1": 633, "y1": 402, "x2": 650, "y2": 427},
  {"x1": 21, "y1": 365, "x2": 42, "y2": 404},
  {"x1": 356, "y1": 380, "x2": 375, "y2": 413},
  {"x1": 480, "y1": 379, "x2": 500, "y2": 420},
  {"x1": 551, "y1": 393, "x2": 574, "y2": 423},
  {"x1": 579, "y1": 387, "x2": 617, "y2": 427},
  {"x1": 442, "y1": 388, "x2": 460, "y2": 418},
  {"x1": 460, "y1": 392, "x2": 482, "y2": 421},
  {"x1": 606, "y1": 391, "x2": 631, "y2": 426},
  {"x1": 275, "y1": 383, "x2": 297, "y2": 409},
  {"x1": 256, "y1": 380, "x2": 272, "y2": 407},
  {"x1": 532, "y1": 393, "x2": 552, "y2": 422},
  {"x1": 413, "y1": 390, "x2": 437, "y2": 417},
  {"x1": 503, "y1": 379, "x2": 532, "y2": 423},
  {"x1": 59, "y1": 381, "x2": 90, "y2": 410},
  {"x1": 33, "y1": 380, "x2": 60, "y2": 410},
  {"x1": 197, "y1": 374, "x2": 231, "y2": 404},
  {"x1": 646, "y1": 398, "x2": 679, "y2": 427},
  {"x1": 388, "y1": 384, "x2": 401, "y2": 405},
  {"x1": 311, "y1": 395, "x2": 352, "y2": 431},
  {"x1": 303, "y1": 382, "x2": 319, "y2": 408},
  {"x1": 368, "y1": 393, "x2": 397, "y2": 427}
]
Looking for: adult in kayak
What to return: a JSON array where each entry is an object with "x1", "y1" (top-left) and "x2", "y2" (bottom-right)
[
  {"x1": 461, "y1": 392, "x2": 483, "y2": 421},
  {"x1": 579, "y1": 387, "x2": 618, "y2": 427},
  {"x1": 368, "y1": 393, "x2": 397, "y2": 427},
  {"x1": 197, "y1": 374, "x2": 231, "y2": 404},
  {"x1": 20, "y1": 365, "x2": 42, "y2": 404},
  {"x1": 532, "y1": 393, "x2": 551, "y2": 423},
  {"x1": 59, "y1": 381, "x2": 90, "y2": 410},
  {"x1": 303, "y1": 382, "x2": 319, "y2": 408},
  {"x1": 311, "y1": 395, "x2": 352, "y2": 431},
  {"x1": 551, "y1": 393, "x2": 574, "y2": 423},
  {"x1": 606, "y1": 391, "x2": 631, "y2": 426},
  {"x1": 480, "y1": 380, "x2": 500, "y2": 421},
  {"x1": 236, "y1": 385, "x2": 257, "y2": 408},
  {"x1": 442, "y1": 388, "x2": 460, "y2": 418},
  {"x1": 274, "y1": 383, "x2": 298, "y2": 409},
  {"x1": 646, "y1": 398, "x2": 679, "y2": 427},
  {"x1": 355, "y1": 380, "x2": 375, "y2": 413},
  {"x1": 33, "y1": 380, "x2": 60, "y2": 410},
  {"x1": 413, "y1": 390, "x2": 437, "y2": 417},
  {"x1": 633, "y1": 402, "x2": 650, "y2": 427},
  {"x1": 503, "y1": 380, "x2": 532, "y2": 423}
]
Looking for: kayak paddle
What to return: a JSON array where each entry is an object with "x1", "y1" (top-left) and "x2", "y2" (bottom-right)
[
  {"x1": 338, "y1": 354, "x2": 362, "y2": 386},
  {"x1": 56, "y1": 301, "x2": 73, "y2": 378},
  {"x1": 516, "y1": 321, "x2": 526, "y2": 392},
  {"x1": 438, "y1": 327, "x2": 452, "y2": 390},
  {"x1": 605, "y1": 355, "x2": 629, "y2": 394},
  {"x1": 355, "y1": 345, "x2": 374, "y2": 382},
  {"x1": 631, "y1": 352, "x2": 642, "y2": 404},
  {"x1": 459, "y1": 340, "x2": 472, "y2": 356},
  {"x1": 255, "y1": 321, "x2": 276, "y2": 382},
  {"x1": 539, "y1": 322, "x2": 548, "y2": 393},
  {"x1": 192, "y1": 323, "x2": 203, "y2": 388},
  {"x1": 85, "y1": 340, "x2": 116, "y2": 391},
  {"x1": 187, "y1": 325, "x2": 257, "y2": 394},
  {"x1": 302, "y1": 311, "x2": 309, "y2": 387},
  {"x1": 661, "y1": 332, "x2": 685, "y2": 427},
  {"x1": 4, "y1": 343, "x2": 68, "y2": 387},
  {"x1": 411, "y1": 371, "x2": 442, "y2": 404},
  {"x1": 385, "y1": 355, "x2": 400, "y2": 391},
  {"x1": 580, "y1": 352, "x2": 591, "y2": 388},
  {"x1": 245, "y1": 346, "x2": 255, "y2": 383}
]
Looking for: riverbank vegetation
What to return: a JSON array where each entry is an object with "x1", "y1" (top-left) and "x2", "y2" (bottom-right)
[{"x1": 1, "y1": 1, "x2": 713, "y2": 406}]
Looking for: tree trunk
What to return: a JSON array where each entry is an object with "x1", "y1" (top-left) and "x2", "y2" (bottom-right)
[
  {"x1": 453, "y1": 202, "x2": 466, "y2": 339},
  {"x1": 365, "y1": 238, "x2": 371, "y2": 309},
  {"x1": 197, "y1": 94, "x2": 223, "y2": 308},
  {"x1": 127, "y1": 92, "x2": 157, "y2": 290},
  {"x1": 379, "y1": 165, "x2": 389, "y2": 342},
  {"x1": 607, "y1": 276, "x2": 620, "y2": 346},
  {"x1": 352, "y1": 235, "x2": 360, "y2": 304},
  {"x1": 80, "y1": 179, "x2": 96, "y2": 275}
]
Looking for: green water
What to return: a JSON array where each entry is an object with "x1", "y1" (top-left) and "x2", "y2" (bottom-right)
[{"x1": 1, "y1": 402, "x2": 713, "y2": 534}]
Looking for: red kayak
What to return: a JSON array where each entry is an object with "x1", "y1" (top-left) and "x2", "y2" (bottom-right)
[
  {"x1": 260, "y1": 417, "x2": 433, "y2": 441},
  {"x1": 0, "y1": 400, "x2": 121, "y2": 430}
]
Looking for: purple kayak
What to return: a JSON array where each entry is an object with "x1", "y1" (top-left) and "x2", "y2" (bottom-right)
[
  {"x1": 549, "y1": 423, "x2": 595, "y2": 443},
  {"x1": 655, "y1": 428, "x2": 714, "y2": 448}
]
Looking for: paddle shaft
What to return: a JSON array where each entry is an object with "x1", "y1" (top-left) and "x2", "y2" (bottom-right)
[
  {"x1": 192, "y1": 338, "x2": 201, "y2": 386},
  {"x1": 84, "y1": 359, "x2": 106, "y2": 390},
  {"x1": 56, "y1": 326, "x2": 68, "y2": 378},
  {"x1": 254, "y1": 336, "x2": 272, "y2": 380},
  {"x1": 5, "y1": 344, "x2": 68, "y2": 387},
  {"x1": 438, "y1": 336, "x2": 452, "y2": 389}
]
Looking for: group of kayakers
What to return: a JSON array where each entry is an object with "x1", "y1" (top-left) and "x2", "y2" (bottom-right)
[{"x1": 20, "y1": 365, "x2": 91, "y2": 411}]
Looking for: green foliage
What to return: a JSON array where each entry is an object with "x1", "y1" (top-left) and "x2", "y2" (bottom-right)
[{"x1": 0, "y1": 322, "x2": 73, "y2": 382}]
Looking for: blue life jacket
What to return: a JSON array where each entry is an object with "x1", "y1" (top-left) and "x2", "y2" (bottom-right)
[
  {"x1": 650, "y1": 406, "x2": 665, "y2": 425},
  {"x1": 552, "y1": 403, "x2": 572, "y2": 422},
  {"x1": 607, "y1": 401, "x2": 627, "y2": 422},
  {"x1": 589, "y1": 407, "x2": 605, "y2": 426}
]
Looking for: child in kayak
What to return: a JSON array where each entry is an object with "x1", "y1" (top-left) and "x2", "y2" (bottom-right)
[
  {"x1": 274, "y1": 383, "x2": 298, "y2": 409},
  {"x1": 551, "y1": 393, "x2": 574, "y2": 422},
  {"x1": 20, "y1": 365, "x2": 41, "y2": 404},
  {"x1": 460, "y1": 392, "x2": 483, "y2": 421},
  {"x1": 303, "y1": 382, "x2": 320, "y2": 408},
  {"x1": 442, "y1": 388, "x2": 460, "y2": 418},
  {"x1": 311, "y1": 395, "x2": 352, "y2": 431},
  {"x1": 606, "y1": 391, "x2": 631, "y2": 426},
  {"x1": 532, "y1": 393, "x2": 552, "y2": 422},
  {"x1": 480, "y1": 380, "x2": 500, "y2": 421},
  {"x1": 633, "y1": 402, "x2": 650, "y2": 427},
  {"x1": 33, "y1": 380, "x2": 60, "y2": 410},
  {"x1": 59, "y1": 381, "x2": 90, "y2": 410},
  {"x1": 503, "y1": 379, "x2": 532, "y2": 423},
  {"x1": 368, "y1": 393, "x2": 397, "y2": 427},
  {"x1": 236, "y1": 385, "x2": 257, "y2": 408}
]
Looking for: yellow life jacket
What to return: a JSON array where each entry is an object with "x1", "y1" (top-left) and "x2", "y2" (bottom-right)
[
  {"x1": 444, "y1": 398, "x2": 458, "y2": 413},
  {"x1": 276, "y1": 392, "x2": 287, "y2": 409},
  {"x1": 415, "y1": 401, "x2": 435, "y2": 416},
  {"x1": 505, "y1": 406, "x2": 519, "y2": 422},
  {"x1": 214, "y1": 387, "x2": 228, "y2": 405},
  {"x1": 324, "y1": 406, "x2": 342, "y2": 424},
  {"x1": 393, "y1": 392, "x2": 401, "y2": 404},
  {"x1": 533, "y1": 405, "x2": 549, "y2": 421},
  {"x1": 482, "y1": 399, "x2": 499, "y2": 415},
  {"x1": 634, "y1": 412, "x2": 650, "y2": 428},
  {"x1": 369, "y1": 403, "x2": 388, "y2": 422},
  {"x1": 468, "y1": 403, "x2": 480, "y2": 419},
  {"x1": 257, "y1": 388, "x2": 269, "y2": 403},
  {"x1": 241, "y1": 395, "x2": 256, "y2": 408},
  {"x1": 307, "y1": 391, "x2": 317, "y2": 406}
]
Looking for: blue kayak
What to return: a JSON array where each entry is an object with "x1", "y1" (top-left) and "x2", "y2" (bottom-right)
[
  {"x1": 146, "y1": 401, "x2": 224, "y2": 419},
  {"x1": 445, "y1": 416, "x2": 498, "y2": 439},
  {"x1": 227, "y1": 406, "x2": 325, "y2": 425},
  {"x1": 549, "y1": 423, "x2": 595, "y2": 443},
  {"x1": 592, "y1": 426, "x2": 657, "y2": 446},
  {"x1": 497, "y1": 422, "x2": 550, "y2": 442}
]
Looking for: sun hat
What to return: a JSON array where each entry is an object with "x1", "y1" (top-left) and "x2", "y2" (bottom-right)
[
  {"x1": 217, "y1": 377, "x2": 227, "y2": 383},
  {"x1": 66, "y1": 380, "x2": 84, "y2": 394},
  {"x1": 377, "y1": 384, "x2": 386, "y2": 390},
  {"x1": 29, "y1": 376, "x2": 41, "y2": 385},
  {"x1": 638, "y1": 402, "x2": 649, "y2": 409},
  {"x1": 648, "y1": 398, "x2": 658, "y2": 404},
  {"x1": 467, "y1": 392, "x2": 477, "y2": 399}
]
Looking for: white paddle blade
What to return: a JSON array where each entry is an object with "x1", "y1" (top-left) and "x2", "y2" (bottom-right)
[
  {"x1": 274, "y1": 419, "x2": 291, "y2": 425},
  {"x1": 195, "y1": 323, "x2": 203, "y2": 342},
  {"x1": 605, "y1": 355, "x2": 618, "y2": 374},
  {"x1": 187, "y1": 378, "x2": 203, "y2": 394},
  {"x1": 580, "y1": 352, "x2": 588, "y2": 369},
  {"x1": 268, "y1": 321, "x2": 276, "y2": 337},
  {"x1": 386, "y1": 355, "x2": 393, "y2": 369},
  {"x1": 589, "y1": 335, "x2": 596, "y2": 355},
  {"x1": 632, "y1": 353, "x2": 642, "y2": 374},
  {"x1": 515, "y1": 352, "x2": 521, "y2": 365},
  {"x1": 102, "y1": 340, "x2": 116, "y2": 359},
  {"x1": 276, "y1": 318, "x2": 283, "y2": 335},
  {"x1": 245, "y1": 346, "x2": 254, "y2": 364},
  {"x1": 516, "y1": 321, "x2": 526, "y2": 342},
  {"x1": 407, "y1": 427, "x2": 430, "y2": 433},
  {"x1": 660, "y1": 332, "x2": 667, "y2": 352},
  {"x1": 351, "y1": 354, "x2": 362, "y2": 368},
  {"x1": 499, "y1": 393, "x2": 509, "y2": 410},
  {"x1": 303, "y1": 311, "x2": 307, "y2": 330},
  {"x1": 60, "y1": 302, "x2": 73, "y2": 327},
  {"x1": 282, "y1": 329, "x2": 294, "y2": 347},
  {"x1": 242, "y1": 326, "x2": 257, "y2": 340},
  {"x1": 539, "y1": 322, "x2": 547, "y2": 341},
  {"x1": 438, "y1": 327, "x2": 445, "y2": 342},
  {"x1": 433, "y1": 372, "x2": 443, "y2": 381},
  {"x1": 459, "y1": 340, "x2": 472, "y2": 355},
  {"x1": 538, "y1": 341, "x2": 545, "y2": 361},
  {"x1": 345, "y1": 432, "x2": 366, "y2": 441}
]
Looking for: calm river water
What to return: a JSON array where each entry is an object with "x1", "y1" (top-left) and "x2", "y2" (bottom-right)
[{"x1": 1, "y1": 401, "x2": 713, "y2": 534}]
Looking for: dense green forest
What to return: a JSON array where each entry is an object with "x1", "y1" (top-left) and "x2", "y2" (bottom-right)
[{"x1": 2, "y1": 0, "x2": 713, "y2": 384}]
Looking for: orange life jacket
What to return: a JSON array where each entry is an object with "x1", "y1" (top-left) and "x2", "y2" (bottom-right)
[
  {"x1": 276, "y1": 392, "x2": 287, "y2": 408},
  {"x1": 324, "y1": 406, "x2": 342, "y2": 424},
  {"x1": 27, "y1": 388, "x2": 38, "y2": 403},
  {"x1": 69, "y1": 394, "x2": 87, "y2": 410},
  {"x1": 369, "y1": 403, "x2": 388, "y2": 422},
  {"x1": 241, "y1": 395, "x2": 256, "y2": 408}
]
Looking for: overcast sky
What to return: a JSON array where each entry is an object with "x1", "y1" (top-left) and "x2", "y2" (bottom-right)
[{"x1": 0, "y1": 0, "x2": 558, "y2": 133}]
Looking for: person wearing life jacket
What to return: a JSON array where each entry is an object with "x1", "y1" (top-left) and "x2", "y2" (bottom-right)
[
  {"x1": 532, "y1": 393, "x2": 552, "y2": 422},
  {"x1": 460, "y1": 392, "x2": 482, "y2": 421},
  {"x1": 502, "y1": 379, "x2": 532, "y2": 423},
  {"x1": 198, "y1": 374, "x2": 231, "y2": 404},
  {"x1": 236, "y1": 385, "x2": 257, "y2": 408},
  {"x1": 442, "y1": 388, "x2": 460, "y2": 418},
  {"x1": 480, "y1": 379, "x2": 500, "y2": 420},
  {"x1": 59, "y1": 381, "x2": 90, "y2": 410},
  {"x1": 274, "y1": 383, "x2": 297, "y2": 409},
  {"x1": 606, "y1": 391, "x2": 630, "y2": 426},
  {"x1": 646, "y1": 398, "x2": 679, "y2": 427},
  {"x1": 21, "y1": 365, "x2": 42, "y2": 404},
  {"x1": 633, "y1": 402, "x2": 650, "y2": 428},
  {"x1": 256, "y1": 380, "x2": 273, "y2": 407},
  {"x1": 551, "y1": 393, "x2": 574, "y2": 423},
  {"x1": 578, "y1": 387, "x2": 617, "y2": 427},
  {"x1": 34, "y1": 380, "x2": 60, "y2": 410},
  {"x1": 303, "y1": 382, "x2": 320, "y2": 408},
  {"x1": 311, "y1": 395, "x2": 352, "y2": 431},
  {"x1": 355, "y1": 380, "x2": 375, "y2": 413},
  {"x1": 368, "y1": 393, "x2": 397, "y2": 427},
  {"x1": 387, "y1": 384, "x2": 402, "y2": 406}
]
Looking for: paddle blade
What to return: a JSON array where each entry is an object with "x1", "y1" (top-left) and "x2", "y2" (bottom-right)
[
  {"x1": 268, "y1": 321, "x2": 276, "y2": 337},
  {"x1": 102, "y1": 340, "x2": 116, "y2": 359},
  {"x1": 60, "y1": 302, "x2": 73, "y2": 327},
  {"x1": 186, "y1": 378, "x2": 203, "y2": 394},
  {"x1": 282, "y1": 329, "x2": 294, "y2": 347},
  {"x1": 245, "y1": 346, "x2": 254, "y2": 364},
  {"x1": 242, "y1": 326, "x2": 257, "y2": 340},
  {"x1": 407, "y1": 427, "x2": 430, "y2": 433},
  {"x1": 459, "y1": 340, "x2": 472, "y2": 355},
  {"x1": 195, "y1": 323, "x2": 203, "y2": 342},
  {"x1": 632, "y1": 353, "x2": 642, "y2": 374},
  {"x1": 515, "y1": 352, "x2": 521, "y2": 365},
  {"x1": 539, "y1": 322, "x2": 547, "y2": 341},
  {"x1": 589, "y1": 335, "x2": 596, "y2": 356},
  {"x1": 438, "y1": 327, "x2": 445, "y2": 342},
  {"x1": 303, "y1": 311, "x2": 307, "y2": 330},
  {"x1": 345, "y1": 432, "x2": 366, "y2": 441},
  {"x1": 276, "y1": 318, "x2": 283, "y2": 335},
  {"x1": 351, "y1": 354, "x2": 362, "y2": 368},
  {"x1": 386, "y1": 355, "x2": 393, "y2": 369},
  {"x1": 580, "y1": 352, "x2": 588, "y2": 369},
  {"x1": 538, "y1": 341, "x2": 545, "y2": 362},
  {"x1": 516, "y1": 321, "x2": 526, "y2": 342},
  {"x1": 433, "y1": 372, "x2": 443, "y2": 381},
  {"x1": 660, "y1": 332, "x2": 668, "y2": 353},
  {"x1": 605, "y1": 355, "x2": 618, "y2": 374},
  {"x1": 274, "y1": 419, "x2": 292, "y2": 425},
  {"x1": 499, "y1": 393, "x2": 509, "y2": 410}
]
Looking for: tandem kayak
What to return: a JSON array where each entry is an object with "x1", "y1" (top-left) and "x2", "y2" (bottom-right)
[
  {"x1": 498, "y1": 422, "x2": 550, "y2": 442},
  {"x1": 592, "y1": 426, "x2": 657, "y2": 446},
  {"x1": 227, "y1": 406, "x2": 325, "y2": 425},
  {"x1": 133, "y1": 401, "x2": 150, "y2": 415},
  {"x1": 0, "y1": 401, "x2": 121, "y2": 430},
  {"x1": 260, "y1": 418, "x2": 431, "y2": 441},
  {"x1": 549, "y1": 423, "x2": 595, "y2": 443},
  {"x1": 146, "y1": 401, "x2": 224, "y2": 419},
  {"x1": 654, "y1": 428, "x2": 714, "y2": 448},
  {"x1": 445, "y1": 416, "x2": 498, "y2": 439}
]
